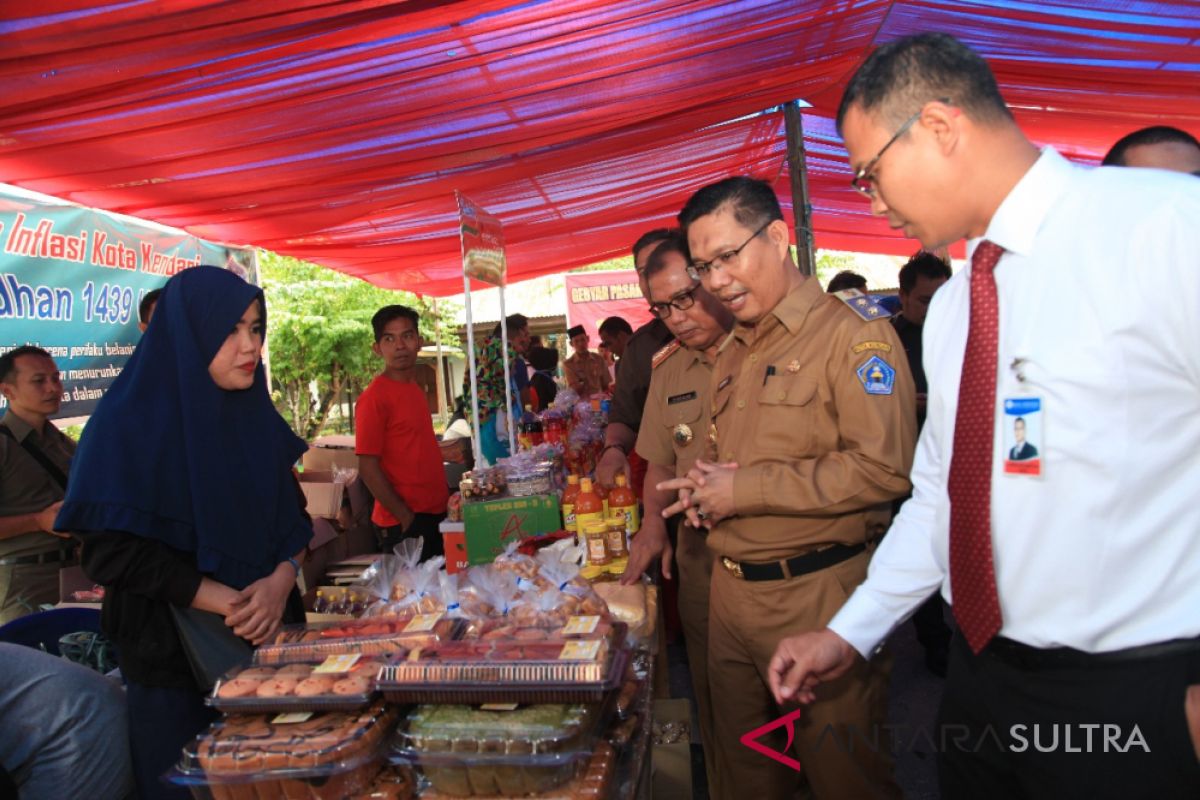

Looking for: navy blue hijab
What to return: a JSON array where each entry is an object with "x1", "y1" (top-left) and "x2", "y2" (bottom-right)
[{"x1": 57, "y1": 266, "x2": 311, "y2": 590}]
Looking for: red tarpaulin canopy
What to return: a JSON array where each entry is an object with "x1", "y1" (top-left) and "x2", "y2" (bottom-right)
[{"x1": 2, "y1": 1, "x2": 1197, "y2": 294}]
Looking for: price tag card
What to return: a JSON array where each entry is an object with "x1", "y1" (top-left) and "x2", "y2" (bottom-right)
[
  {"x1": 405, "y1": 613, "x2": 444, "y2": 633},
  {"x1": 561, "y1": 615, "x2": 600, "y2": 636},
  {"x1": 479, "y1": 703, "x2": 520, "y2": 712},
  {"x1": 559, "y1": 640, "x2": 603, "y2": 662},
  {"x1": 313, "y1": 653, "x2": 361, "y2": 674},
  {"x1": 272, "y1": 712, "x2": 314, "y2": 724}
]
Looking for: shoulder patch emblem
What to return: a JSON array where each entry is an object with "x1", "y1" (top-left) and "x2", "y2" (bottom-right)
[
  {"x1": 856, "y1": 355, "x2": 896, "y2": 396},
  {"x1": 651, "y1": 340, "x2": 682, "y2": 369},
  {"x1": 833, "y1": 289, "x2": 891, "y2": 322},
  {"x1": 851, "y1": 340, "x2": 893, "y2": 355}
]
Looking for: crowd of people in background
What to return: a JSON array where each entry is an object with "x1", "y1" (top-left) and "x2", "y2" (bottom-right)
[{"x1": 2, "y1": 29, "x2": 1199, "y2": 800}]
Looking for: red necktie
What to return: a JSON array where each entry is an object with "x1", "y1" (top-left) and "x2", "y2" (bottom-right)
[{"x1": 948, "y1": 240, "x2": 1005, "y2": 654}]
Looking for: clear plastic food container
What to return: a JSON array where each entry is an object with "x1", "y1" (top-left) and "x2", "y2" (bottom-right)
[
  {"x1": 168, "y1": 702, "x2": 399, "y2": 799},
  {"x1": 378, "y1": 625, "x2": 629, "y2": 704},
  {"x1": 393, "y1": 704, "x2": 603, "y2": 796},
  {"x1": 208, "y1": 655, "x2": 382, "y2": 714},
  {"x1": 253, "y1": 616, "x2": 463, "y2": 664}
]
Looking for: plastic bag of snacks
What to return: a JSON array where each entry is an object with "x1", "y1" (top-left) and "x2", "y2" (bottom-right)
[
  {"x1": 535, "y1": 553, "x2": 609, "y2": 619},
  {"x1": 459, "y1": 466, "x2": 507, "y2": 500},
  {"x1": 457, "y1": 565, "x2": 521, "y2": 621},
  {"x1": 360, "y1": 539, "x2": 445, "y2": 618},
  {"x1": 499, "y1": 451, "x2": 556, "y2": 497}
]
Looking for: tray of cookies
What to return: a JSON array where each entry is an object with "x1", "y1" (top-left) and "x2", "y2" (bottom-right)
[
  {"x1": 253, "y1": 615, "x2": 464, "y2": 664},
  {"x1": 378, "y1": 623, "x2": 628, "y2": 704},
  {"x1": 208, "y1": 654, "x2": 383, "y2": 713},
  {"x1": 169, "y1": 702, "x2": 400, "y2": 799}
]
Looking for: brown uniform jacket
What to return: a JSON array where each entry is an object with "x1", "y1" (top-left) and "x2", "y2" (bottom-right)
[
  {"x1": 636, "y1": 341, "x2": 713, "y2": 478},
  {"x1": 707, "y1": 278, "x2": 916, "y2": 562},
  {"x1": 609, "y1": 318, "x2": 674, "y2": 431},
  {"x1": 0, "y1": 410, "x2": 75, "y2": 558},
  {"x1": 563, "y1": 350, "x2": 611, "y2": 397}
]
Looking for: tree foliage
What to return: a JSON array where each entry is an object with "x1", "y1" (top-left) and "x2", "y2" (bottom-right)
[{"x1": 259, "y1": 251, "x2": 458, "y2": 440}]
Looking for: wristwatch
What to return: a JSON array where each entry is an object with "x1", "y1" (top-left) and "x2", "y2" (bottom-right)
[{"x1": 285, "y1": 556, "x2": 302, "y2": 577}]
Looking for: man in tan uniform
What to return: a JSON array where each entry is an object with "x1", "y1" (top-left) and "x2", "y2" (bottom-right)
[
  {"x1": 662, "y1": 177, "x2": 916, "y2": 799},
  {"x1": 563, "y1": 324, "x2": 611, "y2": 397},
  {"x1": 0, "y1": 346, "x2": 76, "y2": 623},
  {"x1": 621, "y1": 231, "x2": 733, "y2": 795}
]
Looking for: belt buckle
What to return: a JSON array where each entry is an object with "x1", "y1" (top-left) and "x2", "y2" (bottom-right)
[{"x1": 721, "y1": 557, "x2": 744, "y2": 579}]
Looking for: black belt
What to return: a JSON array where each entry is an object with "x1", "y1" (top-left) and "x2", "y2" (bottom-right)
[
  {"x1": 720, "y1": 542, "x2": 866, "y2": 582},
  {"x1": 982, "y1": 635, "x2": 1200, "y2": 670},
  {"x1": 0, "y1": 549, "x2": 68, "y2": 567}
]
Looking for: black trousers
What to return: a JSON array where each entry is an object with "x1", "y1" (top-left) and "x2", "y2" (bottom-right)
[
  {"x1": 125, "y1": 679, "x2": 217, "y2": 800},
  {"x1": 376, "y1": 512, "x2": 446, "y2": 562},
  {"x1": 938, "y1": 632, "x2": 1200, "y2": 799}
]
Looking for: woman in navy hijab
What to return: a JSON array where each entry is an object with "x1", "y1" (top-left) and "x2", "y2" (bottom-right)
[{"x1": 57, "y1": 266, "x2": 311, "y2": 799}]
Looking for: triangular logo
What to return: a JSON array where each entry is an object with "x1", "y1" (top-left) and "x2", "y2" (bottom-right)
[{"x1": 739, "y1": 707, "x2": 804, "y2": 773}]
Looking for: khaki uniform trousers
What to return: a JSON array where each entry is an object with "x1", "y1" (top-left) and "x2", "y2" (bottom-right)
[
  {"x1": 0, "y1": 562, "x2": 60, "y2": 624},
  {"x1": 676, "y1": 523, "x2": 719, "y2": 796},
  {"x1": 707, "y1": 548, "x2": 899, "y2": 800}
]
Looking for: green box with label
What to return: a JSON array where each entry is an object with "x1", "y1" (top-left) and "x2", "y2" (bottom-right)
[{"x1": 462, "y1": 493, "x2": 562, "y2": 565}]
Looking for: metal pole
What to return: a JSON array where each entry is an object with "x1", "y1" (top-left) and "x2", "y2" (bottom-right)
[
  {"x1": 463, "y1": 274, "x2": 484, "y2": 467},
  {"x1": 784, "y1": 101, "x2": 816, "y2": 277},
  {"x1": 498, "y1": 282, "x2": 516, "y2": 457},
  {"x1": 433, "y1": 297, "x2": 448, "y2": 426}
]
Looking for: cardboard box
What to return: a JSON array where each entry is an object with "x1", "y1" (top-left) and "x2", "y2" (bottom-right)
[
  {"x1": 462, "y1": 494, "x2": 561, "y2": 566},
  {"x1": 298, "y1": 471, "x2": 345, "y2": 519},
  {"x1": 302, "y1": 438, "x2": 359, "y2": 473},
  {"x1": 302, "y1": 585, "x2": 356, "y2": 623},
  {"x1": 440, "y1": 521, "x2": 468, "y2": 574},
  {"x1": 652, "y1": 699, "x2": 693, "y2": 800}
]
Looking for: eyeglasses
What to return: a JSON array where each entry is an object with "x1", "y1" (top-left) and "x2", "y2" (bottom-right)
[
  {"x1": 687, "y1": 221, "x2": 771, "y2": 279},
  {"x1": 648, "y1": 282, "x2": 703, "y2": 319},
  {"x1": 850, "y1": 99, "x2": 948, "y2": 199}
]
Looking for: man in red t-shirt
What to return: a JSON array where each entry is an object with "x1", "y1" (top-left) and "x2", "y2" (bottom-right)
[{"x1": 355, "y1": 305, "x2": 449, "y2": 561}]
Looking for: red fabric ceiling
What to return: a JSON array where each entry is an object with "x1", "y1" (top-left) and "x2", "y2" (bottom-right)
[{"x1": 2, "y1": 1, "x2": 1197, "y2": 294}]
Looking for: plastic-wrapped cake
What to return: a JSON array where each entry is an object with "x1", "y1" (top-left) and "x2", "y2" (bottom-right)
[{"x1": 395, "y1": 704, "x2": 600, "y2": 796}]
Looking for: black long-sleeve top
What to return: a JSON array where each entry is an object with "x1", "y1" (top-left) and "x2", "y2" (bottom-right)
[{"x1": 81, "y1": 532, "x2": 303, "y2": 689}]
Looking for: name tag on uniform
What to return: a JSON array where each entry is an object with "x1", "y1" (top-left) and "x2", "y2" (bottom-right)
[
  {"x1": 1003, "y1": 396, "x2": 1044, "y2": 477},
  {"x1": 668, "y1": 391, "x2": 697, "y2": 405}
]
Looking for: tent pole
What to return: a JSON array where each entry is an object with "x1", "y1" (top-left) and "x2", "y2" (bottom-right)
[
  {"x1": 498, "y1": 283, "x2": 515, "y2": 457},
  {"x1": 464, "y1": 274, "x2": 484, "y2": 467},
  {"x1": 785, "y1": 101, "x2": 816, "y2": 277},
  {"x1": 433, "y1": 297, "x2": 448, "y2": 426}
]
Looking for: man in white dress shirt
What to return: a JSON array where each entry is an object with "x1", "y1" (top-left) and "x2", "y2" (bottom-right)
[{"x1": 767, "y1": 32, "x2": 1200, "y2": 798}]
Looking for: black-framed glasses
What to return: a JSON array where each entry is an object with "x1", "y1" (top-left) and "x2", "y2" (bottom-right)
[
  {"x1": 648, "y1": 282, "x2": 703, "y2": 319},
  {"x1": 850, "y1": 99, "x2": 949, "y2": 199},
  {"x1": 687, "y1": 221, "x2": 771, "y2": 279}
]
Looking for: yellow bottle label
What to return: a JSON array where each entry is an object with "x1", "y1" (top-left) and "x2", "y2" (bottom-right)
[
  {"x1": 563, "y1": 501, "x2": 576, "y2": 532},
  {"x1": 613, "y1": 502, "x2": 640, "y2": 534},
  {"x1": 575, "y1": 509, "x2": 605, "y2": 533}
]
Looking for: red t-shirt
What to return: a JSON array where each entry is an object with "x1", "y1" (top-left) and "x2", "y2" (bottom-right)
[{"x1": 355, "y1": 375, "x2": 449, "y2": 526}]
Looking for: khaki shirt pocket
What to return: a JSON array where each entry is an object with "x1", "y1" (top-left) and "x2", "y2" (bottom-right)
[{"x1": 756, "y1": 375, "x2": 820, "y2": 455}]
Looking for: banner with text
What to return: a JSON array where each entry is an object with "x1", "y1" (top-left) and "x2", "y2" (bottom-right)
[
  {"x1": 0, "y1": 186, "x2": 254, "y2": 418},
  {"x1": 564, "y1": 270, "x2": 653, "y2": 344}
]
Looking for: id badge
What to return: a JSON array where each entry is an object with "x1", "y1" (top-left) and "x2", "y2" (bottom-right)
[{"x1": 1002, "y1": 396, "x2": 1043, "y2": 477}]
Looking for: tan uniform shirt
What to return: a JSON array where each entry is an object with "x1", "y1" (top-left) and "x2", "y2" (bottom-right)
[
  {"x1": 563, "y1": 351, "x2": 611, "y2": 397},
  {"x1": 707, "y1": 278, "x2": 916, "y2": 562},
  {"x1": 0, "y1": 410, "x2": 75, "y2": 558},
  {"x1": 636, "y1": 341, "x2": 712, "y2": 478}
]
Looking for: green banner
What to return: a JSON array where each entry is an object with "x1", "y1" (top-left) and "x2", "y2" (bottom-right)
[{"x1": 0, "y1": 185, "x2": 253, "y2": 418}]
